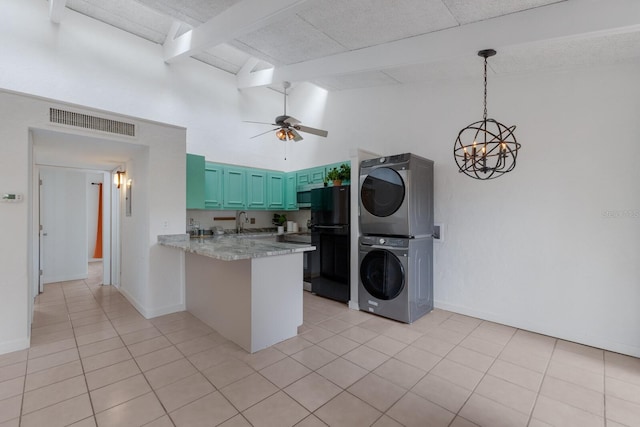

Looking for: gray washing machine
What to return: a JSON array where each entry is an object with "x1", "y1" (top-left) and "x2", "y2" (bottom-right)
[
  {"x1": 359, "y1": 153, "x2": 434, "y2": 237},
  {"x1": 358, "y1": 235, "x2": 433, "y2": 323}
]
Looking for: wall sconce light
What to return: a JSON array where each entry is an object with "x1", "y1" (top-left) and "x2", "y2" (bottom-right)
[{"x1": 114, "y1": 170, "x2": 126, "y2": 189}]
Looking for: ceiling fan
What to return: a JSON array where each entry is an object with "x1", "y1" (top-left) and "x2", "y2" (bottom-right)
[{"x1": 246, "y1": 82, "x2": 328, "y2": 142}]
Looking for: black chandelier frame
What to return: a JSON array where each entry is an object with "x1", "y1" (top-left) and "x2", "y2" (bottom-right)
[{"x1": 454, "y1": 49, "x2": 521, "y2": 180}]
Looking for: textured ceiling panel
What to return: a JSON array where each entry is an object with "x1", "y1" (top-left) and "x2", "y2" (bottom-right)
[
  {"x1": 67, "y1": 0, "x2": 173, "y2": 44},
  {"x1": 134, "y1": 0, "x2": 241, "y2": 27},
  {"x1": 311, "y1": 71, "x2": 400, "y2": 91},
  {"x1": 298, "y1": 0, "x2": 458, "y2": 50},
  {"x1": 442, "y1": 0, "x2": 564, "y2": 25},
  {"x1": 384, "y1": 56, "x2": 482, "y2": 84},
  {"x1": 234, "y1": 16, "x2": 347, "y2": 65},
  {"x1": 490, "y1": 31, "x2": 640, "y2": 74}
]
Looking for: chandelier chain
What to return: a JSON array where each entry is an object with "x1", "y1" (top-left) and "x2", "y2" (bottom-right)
[{"x1": 483, "y1": 56, "x2": 488, "y2": 121}]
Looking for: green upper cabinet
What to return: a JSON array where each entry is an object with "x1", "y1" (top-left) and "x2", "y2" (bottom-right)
[
  {"x1": 190, "y1": 159, "x2": 349, "y2": 211},
  {"x1": 296, "y1": 166, "x2": 326, "y2": 190},
  {"x1": 186, "y1": 154, "x2": 205, "y2": 209},
  {"x1": 284, "y1": 173, "x2": 297, "y2": 210},
  {"x1": 309, "y1": 167, "x2": 326, "y2": 184},
  {"x1": 204, "y1": 162, "x2": 223, "y2": 209},
  {"x1": 223, "y1": 166, "x2": 246, "y2": 209},
  {"x1": 267, "y1": 172, "x2": 285, "y2": 209},
  {"x1": 246, "y1": 169, "x2": 267, "y2": 209}
]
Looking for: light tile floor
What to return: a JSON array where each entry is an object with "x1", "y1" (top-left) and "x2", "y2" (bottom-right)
[{"x1": 1, "y1": 264, "x2": 639, "y2": 426}]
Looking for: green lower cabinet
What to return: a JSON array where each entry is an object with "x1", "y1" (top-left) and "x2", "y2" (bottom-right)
[
  {"x1": 247, "y1": 170, "x2": 267, "y2": 209},
  {"x1": 186, "y1": 154, "x2": 205, "y2": 209},
  {"x1": 267, "y1": 173, "x2": 285, "y2": 209},
  {"x1": 204, "y1": 163, "x2": 223, "y2": 209},
  {"x1": 223, "y1": 167, "x2": 246, "y2": 209},
  {"x1": 285, "y1": 173, "x2": 297, "y2": 210}
]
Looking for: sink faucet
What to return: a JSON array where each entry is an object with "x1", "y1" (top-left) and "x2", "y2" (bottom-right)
[{"x1": 236, "y1": 211, "x2": 248, "y2": 233}]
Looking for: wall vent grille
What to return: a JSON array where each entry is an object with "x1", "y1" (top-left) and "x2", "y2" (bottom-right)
[{"x1": 49, "y1": 108, "x2": 135, "y2": 137}]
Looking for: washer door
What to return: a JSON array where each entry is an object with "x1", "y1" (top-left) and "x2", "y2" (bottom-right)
[
  {"x1": 360, "y1": 249, "x2": 405, "y2": 300},
  {"x1": 360, "y1": 167, "x2": 405, "y2": 217}
]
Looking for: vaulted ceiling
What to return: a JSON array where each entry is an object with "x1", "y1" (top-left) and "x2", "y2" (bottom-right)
[{"x1": 54, "y1": 0, "x2": 640, "y2": 91}]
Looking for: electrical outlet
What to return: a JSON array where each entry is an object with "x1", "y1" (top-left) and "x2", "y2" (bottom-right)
[
  {"x1": 250, "y1": 218, "x2": 255, "y2": 224},
  {"x1": 162, "y1": 221, "x2": 169, "y2": 228}
]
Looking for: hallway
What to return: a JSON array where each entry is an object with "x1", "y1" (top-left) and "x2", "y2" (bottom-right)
[{"x1": 0, "y1": 266, "x2": 639, "y2": 426}]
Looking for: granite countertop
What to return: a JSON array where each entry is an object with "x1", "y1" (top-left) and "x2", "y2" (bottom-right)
[{"x1": 157, "y1": 234, "x2": 315, "y2": 261}]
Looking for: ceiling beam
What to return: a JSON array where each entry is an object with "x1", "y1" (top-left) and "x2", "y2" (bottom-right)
[
  {"x1": 49, "y1": 0, "x2": 67, "y2": 24},
  {"x1": 238, "y1": 0, "x2": 640, "y2": 88},
  {"x1": 163, "y1": 0, "x2": 317, "y2": 63}
]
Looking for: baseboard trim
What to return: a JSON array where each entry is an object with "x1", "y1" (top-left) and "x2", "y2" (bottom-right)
[
  {"x1": 0, "y1": 336, "x2": 30, "y2": 356},
  {"x1": 434, "y1": 300, "x2": 640, "y2": 358},
  {"x1": 118, "y1": 288, "x2": 184, "y2": 320}
]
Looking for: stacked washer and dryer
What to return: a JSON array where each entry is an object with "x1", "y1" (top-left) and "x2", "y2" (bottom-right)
[{"x1": 358, "y1": 153, "x2": 434, "y2": 323}]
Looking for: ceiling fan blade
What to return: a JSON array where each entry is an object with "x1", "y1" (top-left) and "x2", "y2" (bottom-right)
[
  {"x1": 250, "y1": 128, "x2": 279, "y2": 139},
  {"x1": 244, "y1": 120, "x2": 277, "y2": 126},
  {"x1": 290, "y1": 129, "x2": 303, "y2": 142},
  {"x1": 295, "y1": 125, "x2": 328, "y2": 138}
]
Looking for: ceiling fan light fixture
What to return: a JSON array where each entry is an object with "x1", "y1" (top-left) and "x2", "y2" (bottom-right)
[
  {"x1": 453, "y1": 49, "x2": 521, "y2": 180},
  {"x1": 276, "y1": 129, "x2": 287, "y2": 140}
]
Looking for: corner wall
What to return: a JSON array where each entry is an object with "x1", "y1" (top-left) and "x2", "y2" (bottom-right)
[
  {"x1": 0, "y1": 90, "x2": 186, "y2": 354},
  {"x1": 321, "y1": 62, "x2": 640, "y2": 357}
]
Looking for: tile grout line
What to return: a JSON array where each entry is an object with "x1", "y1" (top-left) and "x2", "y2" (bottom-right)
[
  {"x1": 525, "y1": 335, "x2": 557, "y2": 427},
  {"x1": 443, "y1": 318, "x2": 506, "y2": 427}
]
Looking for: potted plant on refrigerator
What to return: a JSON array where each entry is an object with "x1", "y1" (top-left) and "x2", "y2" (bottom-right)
[
  {"x1": 326, "y1": 167, "x2": 342, "y2": 186},
  {"x1": 338, "y1": 163, "x2": 350, "y2": 183}
]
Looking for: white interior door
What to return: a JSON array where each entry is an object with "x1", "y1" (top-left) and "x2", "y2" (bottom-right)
[{"x1": 40, "y1": 168, "x2": 88, "y2": 284}]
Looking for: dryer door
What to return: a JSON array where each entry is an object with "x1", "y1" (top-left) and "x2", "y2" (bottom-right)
[
  {"x1": 360, "y1": 167, "x2": 405, "y2": 217},
  {"x1": 360, "y1": 249, "x2": 405, "y2": 300}
]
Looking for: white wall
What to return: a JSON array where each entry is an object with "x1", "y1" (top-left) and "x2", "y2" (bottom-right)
[
  {"x1": 0, "y1": 90, "x2": 186, "y2": 354},
  {"x1": 0, "y1": 0, "x2": 297, "y2": 171},
  {"x1": 321, "y1": 63, "x2": 640, "y2": 357}
]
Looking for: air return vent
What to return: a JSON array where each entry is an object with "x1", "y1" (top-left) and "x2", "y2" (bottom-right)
[{"x1": 49, "y1": 108, "x2": 135, "y2": 137}]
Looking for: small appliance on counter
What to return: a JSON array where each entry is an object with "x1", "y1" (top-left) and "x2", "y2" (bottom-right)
[{"x1": 310, "y1": 185, "x2": 350, "y2": 303}]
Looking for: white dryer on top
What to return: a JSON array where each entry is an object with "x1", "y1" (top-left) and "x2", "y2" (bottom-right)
[{"x1": 359, "y1": 153, "x2": 434, "y2": 238}]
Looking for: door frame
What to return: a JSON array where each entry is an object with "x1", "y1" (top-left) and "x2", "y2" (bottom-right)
[{"x1": 34, "y1": 165, "x2": 119, "y2": 294}]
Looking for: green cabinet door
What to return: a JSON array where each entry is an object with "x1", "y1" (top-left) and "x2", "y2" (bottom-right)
[
  {"x1": 309, "y1": 167, "x2": 326, "y2": 184},
  {"x1": 204, "y1": 162, "x2": 223, "y2": 209},
  {"x1": 186, "y1": 154, "x2": 205, "y2": 209},
  {"x1": 223, "y1": 166, "x2": 246, "y2": 209},
  {"x1": 247, "y1": 169, "x2": 267, "y2": 209},
  {"x1": 284, "y1": 173, "x2": 298, "y2": 210},
  {"x1": 267, "y1": 173, "x2": 285, "y2": 209},
  {"x1": 296, "y1": 166, "x2": 327, "y2": 189}
]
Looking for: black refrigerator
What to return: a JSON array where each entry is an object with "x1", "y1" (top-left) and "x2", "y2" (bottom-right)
[{"x1": 310, "y1": 186, "x2": 350, "y2": 303}]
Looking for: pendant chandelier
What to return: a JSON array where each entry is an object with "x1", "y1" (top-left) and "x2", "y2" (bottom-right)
[{"x1": 454, "y1": 49, "x2": 521, "y2": 180}]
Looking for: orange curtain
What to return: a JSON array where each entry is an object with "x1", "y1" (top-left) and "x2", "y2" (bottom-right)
[{"x1": 93, "y1": 183, "x2": 103, "y2": 259}]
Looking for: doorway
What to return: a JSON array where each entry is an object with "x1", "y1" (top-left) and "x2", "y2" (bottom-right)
[
  {"x1": 30, "y1": 128, "x2": 136, "y2": 307},
  {"x1": 37, "y1": 166, "x2": 115, "y2": 293}
]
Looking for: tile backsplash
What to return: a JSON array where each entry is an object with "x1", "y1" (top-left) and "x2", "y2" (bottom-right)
[{"x1": 186, "y1": 209, "x2": 311, "y2": 233}]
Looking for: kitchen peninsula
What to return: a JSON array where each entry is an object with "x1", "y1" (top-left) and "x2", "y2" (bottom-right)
[{"x1": 158, "y1": 234, "x2": 315, "y2": 353}]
